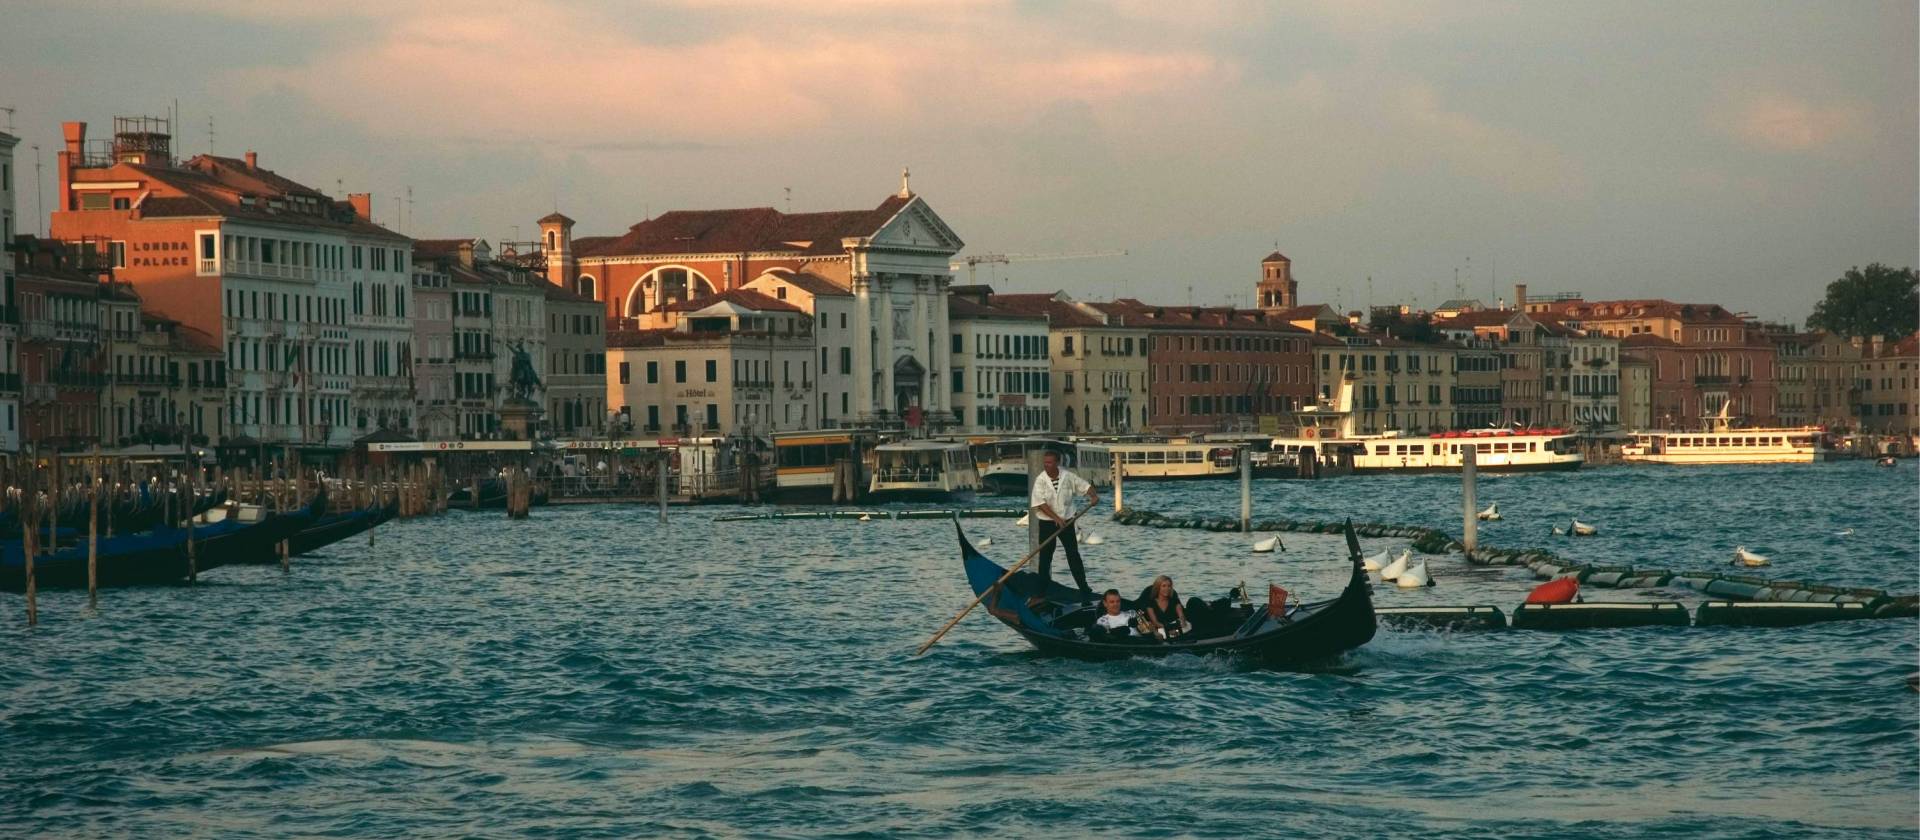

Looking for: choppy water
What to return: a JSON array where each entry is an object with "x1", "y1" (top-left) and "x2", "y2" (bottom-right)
[{"x1": 2, "y1": 462, "x2": 1915, "y2": 838}]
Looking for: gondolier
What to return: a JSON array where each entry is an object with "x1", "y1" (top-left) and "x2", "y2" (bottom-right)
[{"x1": 1028, "y1": 450, "x2": 1098, "y2": 607}]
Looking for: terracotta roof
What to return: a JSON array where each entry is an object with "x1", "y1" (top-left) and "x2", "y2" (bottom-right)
[
  {"x1": 1882, "y1": 334, "x2": 1918, "y2": 358},
  {"x1": 663, "y1": 288, "x2": 802, "y2": 314},
  {"x1": 543, "y1": 282, "x2": 597, "y2": 304},
  {"x1": 1620, "y1": 333, "x2": 1678, "y2": 348},
  {"x1": 608, "y1": 329, "x2": 669, "y2": 349},
  {"x1": 1546, "y1": 298, "x2": 1745, "y2": 325},
  {"x1": 96, "y1": 157, "x2": 407, "y2": 241},
  {"x1": 170, "y1": 322, "x2": 223, "y2": 355},
  {"x1": 413, "y1": 239, "x2": 477, "y2": 259},
  {"x1": 753, "y1": 269, "x2": 850, "y2": 297},
  {"x1": 577, "y1": 195, "x2": 911, "y2": 258},
  {"x1": 1436, "y1": 309, "x2": 1529, "y2": 329},
  {"x1": 1272, "y1": 304, "x2": 1340, "y2": 321},
  {"x1": 989, "y1": 293, "x2": 1111, "y2": 328},
  {"x1": 949, "y1": 294, "x2": 1044, "y2": 321},
  {"x1": 538, "y1": 212, "x2": 575, "y2": 226},
  {"x1": 1085, "y1": 300, "x2": 1312, "y2": 334},
  {"x1": 1262, "y1": 251, "x2": 1289, "y2": 263}
]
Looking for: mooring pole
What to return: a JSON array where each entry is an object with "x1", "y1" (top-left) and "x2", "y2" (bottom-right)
[
  {"x1": 1025, "y1": 449, "x2": 1043, "y2": 553},
  {"x1": 1111, "y1": 458, "x2": 1124, "y2": 514},
  {"x1": 1239, "y1": 445, "x2": 1253, "y2": 533},
  {"x1": 656, "y1": 449, "x2": 669, "y2": 524},
  {"x1": 22, "y1": 450, "x2": 36, "y2": 628},
  {"x1": 88, "y1": 446, "x2": 99, "y2": 609},
  {"x1": 1462, "y1": 444, "x2": 1479, "y2": 556}
]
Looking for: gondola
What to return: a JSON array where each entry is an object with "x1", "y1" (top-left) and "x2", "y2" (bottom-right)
[
  {"x1": 957, "y1": 520, "x2": 1376, "y2": 664},
  {"x1": 0, "y1": 504, "x2": 310, "y2": 591},
  {"x1": 192, "y1": 494, "x2": 329, "y2": 566},
  {"x1": 287, "y1": 499, "x2": 399, "y2": 557}
]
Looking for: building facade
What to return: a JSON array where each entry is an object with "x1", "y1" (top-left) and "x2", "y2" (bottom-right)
[
  {"x1": 1312, "y1": 334, "x2": 1457, "y2": 435},
  {"x1": 946, "y1": 286, "x2": 1050, "y2": 433},
  {"x1": 538, "y1": 178, "x2": 962, "y2": 427},
  {"x1": 14, "y1": 237, "x2": 105, "y2": 449},
  {"x1": 1567, "y1": 331, "x2": 1621, "y2": 431},
  {"x1": 1452, "y1": 339, "x2": 1503, "y2": 429},
  {"x1": 742, "y1": 269, "x2": 855, "y2": 426},
  {"x1": 0, "y1": 132, "x2": 19, "y2": 453},
  {"x1": 1542, "y1": 297, "x2": 1778, "y2": 426},
  {"x1": 1771, "y1": 331, "x2": 1860, "y2": 430},
  {"x1": 607, "y1": 290, "x2": 815, "y2": 436},
  {"x1": 49, "y1": 118, "x2": 409, "y2": 449},
  {"x1": 544, "y1": 284, "x2": 607, "y2": 436},
  {"x1": 1855, "y1": 335, "x2": 1918, "y2": 443},
  {"x1": 991, "y1": 292, "x2": 1149, "y2": 435},
  {"x1": 408, "y1": 256, "x2": 456, "y2": 440},
  {"x1": 1090, "y1": 302, "x2": 1314, "y2": 434}
]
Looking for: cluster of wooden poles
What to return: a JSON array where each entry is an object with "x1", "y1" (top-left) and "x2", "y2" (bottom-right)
[{"x1": 10, "y1": 447, "x2": 454, "y2": 628}]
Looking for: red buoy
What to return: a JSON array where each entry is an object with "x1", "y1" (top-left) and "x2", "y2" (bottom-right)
[{"x1": 1526, "y1": 576, "x2": 1580, "y2": 605}]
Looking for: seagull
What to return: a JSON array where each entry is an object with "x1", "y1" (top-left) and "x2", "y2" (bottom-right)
[
  {"x1": 1252, "y1": 535, "x2": 1280, "y2": 553},
  {"x1": 1083, "y1": 532, "x2": 1106, "y2": 546},
  {"x1": 858, "y1": 514, "x2": 872, "y2": 522},
  {"x1": 1835, "y1": 528, "x2": 1854, "y2": 537}
]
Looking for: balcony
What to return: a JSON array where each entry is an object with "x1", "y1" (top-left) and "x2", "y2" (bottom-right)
[{"x1": 1694, "y1": 375, "x2": 1731, "y2": 385}]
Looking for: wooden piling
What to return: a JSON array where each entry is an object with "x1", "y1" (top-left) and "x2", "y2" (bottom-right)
[
  {"x1": 657, "y1": 451, "x2": 669, "y2": 524},
  {"x1": 1112, "y1": 458, "x2": 1124, "y2": 513},
  {"x1": 1239, "y1": 445, "x2": 1252, "y2": 533},
  {"x1": 88, "y1": 446, "x2": 99, "y2": 609},
  {"x1": 21, "y1": 453, "x2": 37, "y2": 627},
  {"x1": 1462, "y1": 444, "x2": 1479, "y2": 556}
]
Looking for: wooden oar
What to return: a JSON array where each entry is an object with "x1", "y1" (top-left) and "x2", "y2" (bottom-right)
[{"x1": 914, "y1": 502, "x2": 1095, "y2": 657}]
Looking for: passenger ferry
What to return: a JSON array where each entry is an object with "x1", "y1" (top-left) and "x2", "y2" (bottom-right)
[
  {"x1": 1107, "y1": 441, "x2": 1242, "y2": 480},
  {"x1": 867, "y1": 440, "x2": 981, "y2": 501},
  {"x1": 1622, "y1": 404, "x2": 1828, "y2": 464},
  {"x1": 971, "y1": 437, "x2": 1113, "y2": 494},
  {"x1": 772, "y1": 430, "x2": 867, "y2": 503},
  {"x1": 1269, "y1": 385, "x2": 1584, "y2": 473}
]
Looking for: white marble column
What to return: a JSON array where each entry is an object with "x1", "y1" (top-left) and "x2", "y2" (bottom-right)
[
  {"x1": 931, "y1": 277, "x2": 951, "y2": 415},
  {"x1": 911, "y1": 277, "x2": 928, "y2": 411},
  {"x1": 852, "y1": 275, "x2": 874, "y2": 420},
  {"x1": 877, "y1": 276, "x2": 894, "y2": 417}
]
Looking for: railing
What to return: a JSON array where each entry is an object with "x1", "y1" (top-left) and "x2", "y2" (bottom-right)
[
  {"x1": 198, "y1": 258, "x2": 218, "y2": 275},
  {"x1": 1695, "y1": 375, "x2": 1730, "y2": 384}
]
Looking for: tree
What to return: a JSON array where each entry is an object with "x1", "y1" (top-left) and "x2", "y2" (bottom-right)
[
  {"x1": 1807, "y1": 263, "x2": 1917, "y2": 338},
  {"x1": 1368, "y1": 310, "x2": 1441, "y2": 343}
]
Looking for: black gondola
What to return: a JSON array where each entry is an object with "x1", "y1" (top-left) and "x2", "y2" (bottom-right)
[
  {"x1": 287, "y1": 499, "x2": 399, "y2": 557},
  {"x1": 957, "y1": 519, "x2": 1376, "y2": 664}
]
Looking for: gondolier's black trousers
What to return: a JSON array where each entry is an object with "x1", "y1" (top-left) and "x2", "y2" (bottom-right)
[{"x1": 1036, "y1": 520, "x2": 1091, "y2": 601}]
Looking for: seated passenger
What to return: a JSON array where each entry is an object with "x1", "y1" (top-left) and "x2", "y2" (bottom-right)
[
  {"x1": 1090, "y1": 589, "x2": 1139, "y2": 640},
  {"x1": 1141, "y1": 575, "x2": 1193, "y2": 640}
]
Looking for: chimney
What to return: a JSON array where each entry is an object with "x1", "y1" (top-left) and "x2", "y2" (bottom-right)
[
  {"x1": 1514, "y1": 283, "x2": 1528, "y2": 312},
  {"x1": 244, "y1": 151, "x2": 257, "y2": 169},
  {"x1": 457, "y1": 240, "x2": 475, "y2": 269},
  {"x1": 58, "y1": 121, "x2": 87, "y2": 206},
  {"x1": 348, "y1": 192, "x2": 372, "y2": 220}
]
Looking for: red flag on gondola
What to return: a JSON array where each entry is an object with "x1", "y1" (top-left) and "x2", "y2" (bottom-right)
[{"x1": 1267, "y1": 584, "x2": 1289, "y2": 619}]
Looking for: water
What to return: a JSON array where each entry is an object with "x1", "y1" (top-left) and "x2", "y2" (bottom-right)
[{"x1": 2, "y1": 462, "x2": 1914, "y2": 838}]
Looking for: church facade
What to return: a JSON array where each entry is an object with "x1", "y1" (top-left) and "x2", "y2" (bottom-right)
[{"x1": 536, "y1": 175, "x2": 963, "y2": 428}]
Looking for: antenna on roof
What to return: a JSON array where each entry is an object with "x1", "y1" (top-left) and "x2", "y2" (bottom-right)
[
  {"x1": 207, "y1": 114, "x2": 215, "y2": 154},
  {"x1": 405, "y1": 186, "x2": 414, "y2": 235},
  {"x1": 784, "y1": 186, "x2": 791, "y2": 213}
]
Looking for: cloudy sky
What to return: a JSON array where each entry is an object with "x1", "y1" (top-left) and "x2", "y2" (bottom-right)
[{"x1": 3, "y1": 0, "x2": 1913, "y2": 323}]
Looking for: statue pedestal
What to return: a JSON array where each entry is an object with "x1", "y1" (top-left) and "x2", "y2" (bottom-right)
[{"x1": 499, "y1": 397, "x2": 545, "y2": 440}]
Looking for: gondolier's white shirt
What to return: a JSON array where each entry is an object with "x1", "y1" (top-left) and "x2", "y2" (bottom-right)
[{"x1": 1030, "y1": 469, "x2": 1091, "y2": 519}]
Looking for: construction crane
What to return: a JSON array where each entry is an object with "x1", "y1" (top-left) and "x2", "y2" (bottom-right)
[{"x1": 949, "y1": 250, "x2": 1127, "y2": 284}]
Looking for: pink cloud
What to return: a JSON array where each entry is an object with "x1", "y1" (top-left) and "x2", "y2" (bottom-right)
[{"x1": 1716, "y1": 92, "x2": 1871, "y2": 153}]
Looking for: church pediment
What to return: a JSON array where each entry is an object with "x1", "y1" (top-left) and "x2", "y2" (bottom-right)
[
  {"x1": 893, "y1": 355, "x2": 926, "y2": 378},
  {"x1": 871, "y1": 198, "x2": 964, "y2": 255}
]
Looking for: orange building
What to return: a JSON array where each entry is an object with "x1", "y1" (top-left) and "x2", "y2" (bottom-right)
[
  {"x1": 536, "y1": 177, "x2": 965, "y2": 425},
  {"x1": 1544, "y1": 298, "x2": 1778, "y2": 426},
  {"x1": 48, "y1": 117, "x2": 413, "y2": 450}
]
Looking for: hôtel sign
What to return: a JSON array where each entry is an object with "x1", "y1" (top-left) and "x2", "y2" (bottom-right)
[{"x1": 131, "y1": 240, "x2": 192, "y2": 268}]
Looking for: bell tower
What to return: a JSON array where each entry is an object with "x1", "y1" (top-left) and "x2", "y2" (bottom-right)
[
  {"x1": 1257, "y1": 251, "x2": 1297, "y2": 312},
  {"x1": 537, "y1": 211, "x2": 576, "y2": 292}
]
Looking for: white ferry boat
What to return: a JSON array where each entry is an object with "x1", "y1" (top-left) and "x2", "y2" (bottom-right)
[
  {"x1": 970, "y1": 437, "x2": 1112, "y2": 494},
  {"x1": 868, "y1": 440, "x2": 981, "y2": 501},
  {"x1": 1270, "y1": 384, "x2": 1584, "y2": 473},
  {"x1": 1622, "y1": 404, "x2": 1828, "y2": 465},
  {"x1": 1107, "y1": 441, "x2": 1242, "y2": 480}
]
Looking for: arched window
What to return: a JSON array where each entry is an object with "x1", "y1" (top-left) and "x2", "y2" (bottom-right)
[
  {"x1": 576, "y1": 274, "x2": 597, "y2": 300},
  {"x1": 546, "y1": 231, "x2": 556, "y2": 250}
]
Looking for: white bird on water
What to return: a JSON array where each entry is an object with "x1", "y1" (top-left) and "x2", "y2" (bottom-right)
[
  {"x1": 1252, "y1": 535, "x2": 1280, "y2": 553},
  {"x1": 1083, "y1": 532, "x2": 1106, "y2": 546},
  {"x1": 1733, "y1": 546, "x2": 1771, "y2": 567},
  {"x1": 1835, "y1": 528, "x2": 1855, "y2": 537},
  {"x1": 858, "y1": 513, "x2": 872, "y2": 522},
  {"x1": 1570, "y1": 519, "x2": 1598, "y2": 536},
  {"x1": 1014, "y1": 513, "x2": 1030, "y2": 528},
  {"x1": 1477, "y1": 502, "x2": 1502, "y2": 521},
  {"x1": 978, "y1": 536, "x2": 992, "y2": 547}
]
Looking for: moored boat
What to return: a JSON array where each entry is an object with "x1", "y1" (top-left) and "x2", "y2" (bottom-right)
[
  {"x1": 868, "y1": 441, "x2": 980, "y2": 502},
  {"x1": 1622, "y1": 402, "x2": 1829, "y2": 465},
  {"x1": 957, "y1": 521, "x2": 1375, "y2": 664}
]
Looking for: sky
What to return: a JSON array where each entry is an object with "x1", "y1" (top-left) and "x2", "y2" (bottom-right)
[{"x1": 2, "y1": 0, "x2": 1913, "y2": 324}]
